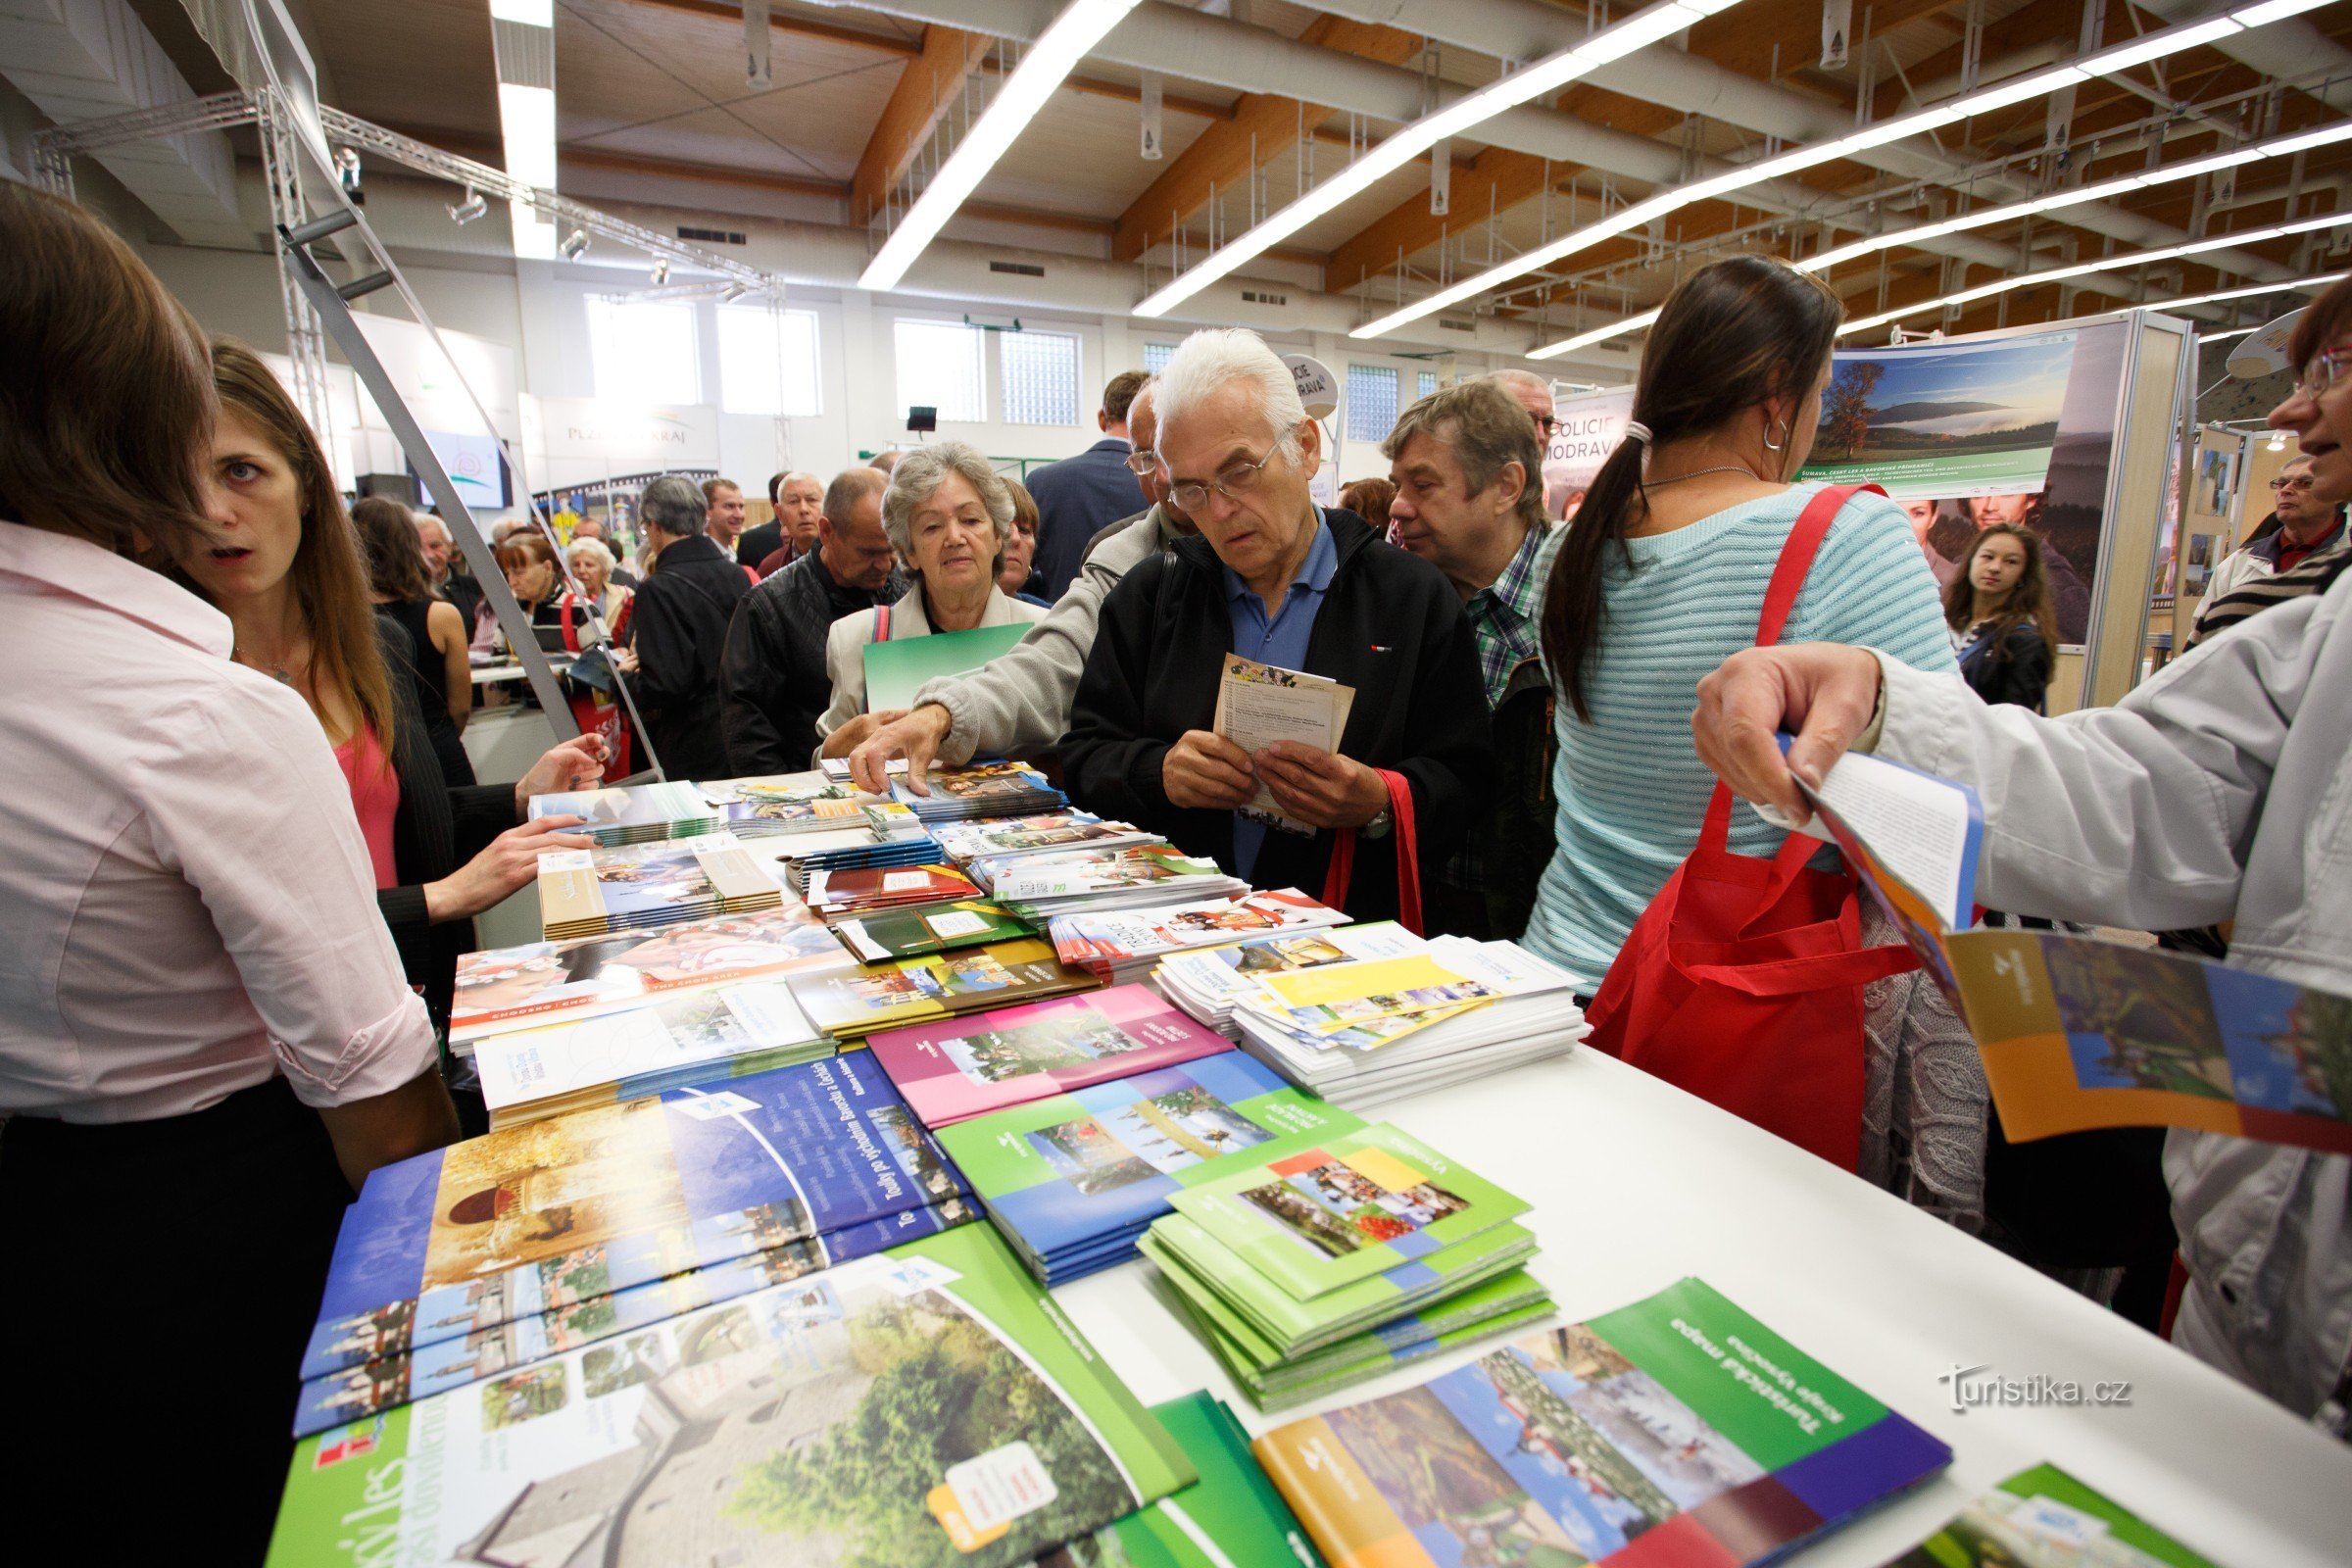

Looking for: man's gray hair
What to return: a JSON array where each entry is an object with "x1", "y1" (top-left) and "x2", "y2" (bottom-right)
[
  {"x1": 881, "y1": 441, "x2": 1012, "y2": 567},
  {"x1": 1383, "y1": 379, "x2": 1548, "y2": 534},
  {"x1": 413, "y1": 512, "x2": 451, "y2": 542},
  {"x1": 1153, "y1": 328, "x2": 1307, "y2": 466},
  {"x1": 640, "y1": 474, "x2": 709, "y2": 537},
  {"x1": 1487, "y1": 368, "x2": 1551, "y2": 404}
]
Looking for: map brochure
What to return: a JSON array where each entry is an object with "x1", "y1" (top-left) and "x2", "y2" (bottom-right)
[
  {"x1": 1795, "y1": 745, "x2": 2352, "y2": 1155},
  {"x1": 299, "y1": 1054, "x2": 968, "y2": 1381},
  {"x1": 1166, "y1": 1122, "x2": 1529, "y2": 1299},
  {"x1": 1878, "y1": 1460, "x2": 2219, "y2": 1567},
  {"x1": 1254, "y1": 1276, "x2": 1952, "y2": 1568},
  {"x1": 471, "y1": 976, "x2": 833, "y2": 1128},
  {"x1": 786, "y1": 936, "x2": 1096, "y2": 1039},
  {"x1": 865, "y1": 982, "x2": 1236, "y2": 1129},
  {"x1": 828, "y1": 897, "x2": 1034, "y2": 964},
  {"x1": 269, "y1": 1224, "x2": 1196, "y2": 1568},
  {"x1": 931, "y1": 1053, "x2": 1361, "y2": 1283}
]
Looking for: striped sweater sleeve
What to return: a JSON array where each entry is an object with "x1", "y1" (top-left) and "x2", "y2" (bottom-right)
[{"x1": 1788, "y1": 493, "x2": 1960, "y2": 676}]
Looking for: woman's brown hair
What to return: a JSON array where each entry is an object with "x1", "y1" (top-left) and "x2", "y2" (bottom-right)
[
  {"x1": 496, "y1": 529, "x2": 562, "y2": 588},
  {"x1": 0, "y1": 183, "x2": 217, "y2": 563},
  {"x1": 1340, "y1": 476, "x2": 1397, "y2": 530},
  {"x1": 351, "y1": 496, "x2": 435, "y2": 603},
  {"x1": 1942, "y1": 522, "x2": 2058, "y2": 667},
  {"x1": 1539, "y1": 255, "x2": 1843, "y2": 721},
  {"x1": 211, "y1": 338, "x2": 400, "y2": 750}
]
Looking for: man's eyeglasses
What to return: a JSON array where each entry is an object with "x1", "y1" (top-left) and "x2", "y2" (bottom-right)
[
  {"x1": 1166, "y1": 434, "x2": 1287, "y2": 514},
  {"x1": 2272, "y1": 474, "x2": 2315, "y2": 492},
  {"x1": 1535, "y1": 416, "x2": 1561, "y2": 437},
  {"x1": 2297, "y1": 347, "x2": 2350, "y2": 401},
  {"x1": 1122, "y1": 449, "x2": 1158, "y2": 476}
]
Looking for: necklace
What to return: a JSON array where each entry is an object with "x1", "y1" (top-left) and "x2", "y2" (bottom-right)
[
  {"x1": 231, "y1": 643, "x2": 301, "y2": 686},
  {"x1": 1643, "y1": 465, "x2": 1758, "y2": 487}
]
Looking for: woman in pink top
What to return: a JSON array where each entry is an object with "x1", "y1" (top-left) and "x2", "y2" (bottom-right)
[{"x1": 0, "y1": 184, "x2": 460, "y2": 1555}]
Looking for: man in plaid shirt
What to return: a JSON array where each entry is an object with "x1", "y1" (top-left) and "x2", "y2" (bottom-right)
[{"x1": 1384, "y1": 378, "x2": 1559, "y2": 938}]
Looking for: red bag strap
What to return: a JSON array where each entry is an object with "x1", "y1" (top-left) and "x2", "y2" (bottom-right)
[
  {"x1": 559, "y1": 592, "x2": 578, "y2": 653},
  {"x1": 1318, "y1": 769, "x2": 1422, "y2": 935}
]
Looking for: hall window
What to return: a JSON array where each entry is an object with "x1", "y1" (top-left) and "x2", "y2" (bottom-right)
[
  {"x1": 1143, "y1": 341, "x2": 1177, "y2": 373},
  {"x1": 1001, "y1": 328, "x2": 1082, "y2": 426},
  {"x1": 718, "y1": 305, "x2": 822, "y2": 417},
  {"x1": 586, "y1": 298, "x2": 699, "y2": 405},
  {"x1": 1417, "y1": 369, "x2": 1439, "y2": 399},
  {"x1": 894, "y1": 318, "x2": 987, "y2": 422},
  {"x1": 1346, "y1": 364, "x2": 1399, "y2": 444}
]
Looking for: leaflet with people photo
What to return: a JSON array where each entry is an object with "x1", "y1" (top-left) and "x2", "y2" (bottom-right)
[
  {"x1": 1792, "y1": 747, "x2": 2352, "y2": 1156},
  {"x1": 1212, "y1": 654, "x2": 1356, "y2": 836}
]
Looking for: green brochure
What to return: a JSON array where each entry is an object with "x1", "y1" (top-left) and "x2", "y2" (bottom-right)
[
  {"x1": 864, "y1": 622, "x2": 1033, "y2": 712},
  {"x1": 1883, "y1": 1461, "x2": 2221, "y2": 1567},
  {"x1": 1164, "y1": 1122, "x2": 1529, "y2": 1299}
]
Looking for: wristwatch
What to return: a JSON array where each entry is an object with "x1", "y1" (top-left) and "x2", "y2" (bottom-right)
[{"x1": 1363, "y1": 806, "x2": 1393, "y2": 839}]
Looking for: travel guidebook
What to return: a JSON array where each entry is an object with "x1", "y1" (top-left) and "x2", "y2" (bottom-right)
[
  {"x1": 269, "y1": 1225, "x2": 1198, "y2": 1568},
  {"x1": 449, "y1": 904, "x2": 851, "y2": 1050},
  {"x1": 1879, "y1": 1462, "x2": 2219, "y2": 1567},
  {"x1": 290, "y1": 1200, "x2": 977, "y2": 1437},
  {"x1": 470, "y1": 977, "x2": 834, "y2": 1128},
  {"x1": 932, "y1": 1053, "x2": 1362, "y2": 1283},
  {"x1": 1795, "y1": 747, "x2": 2352, "y2": 1155},
  {"x1": 300, "y1": 1054, "x2": 968, "y2": 1380},
  {"x1": 893, "y1": 759, "x2": 1066, "y2": 822},
  {"x1": 527, "y1": 779, "x2": 721, "y2": 845},
  {"x1": 866, "y1": 983, "x2": 1236, "y2": 1129},
  {"x1": 788, "y1": 936, "x2": 1096, "y2": 1039},
  {"x1": 1166, "y1": 1122, "x2": 1528, "y2": 1299},
  {"x1": 830, "y1": 897, "x2": 1034, "y2": 964},
  {"x1": 1053, "y1": 888, "x2": 1349, "y2": 984},
  {"x1": 538, "y1": 832, "x2": 782, "y2": 939},
  {"x1": 1213, "y1": 654, "x2": 1356, "y2": 836},
  {"x1": 1254, "y1": 1277, "x2": 1953, "y2": 1568}
]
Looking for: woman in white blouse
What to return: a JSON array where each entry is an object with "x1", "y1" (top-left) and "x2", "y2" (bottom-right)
[
  {"x1": 814, "y1": 441, "x2": 1048, "y2": 760},
  {"x1": 0, "y1": 183, "x2": 460, "y2": 1556}
]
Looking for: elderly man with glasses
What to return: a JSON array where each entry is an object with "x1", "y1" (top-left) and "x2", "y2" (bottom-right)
[
  {"x1": 2196, "y1": 456, "x2": 2347, "y2": 630},
  {"x1": 1061, "y1": 328, "x2": 1493, "y2": 925}
]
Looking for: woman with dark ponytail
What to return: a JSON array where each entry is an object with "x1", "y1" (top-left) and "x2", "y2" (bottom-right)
[{"x1": 1521, "y1": 256, "x2": 1958, "y2": 981}]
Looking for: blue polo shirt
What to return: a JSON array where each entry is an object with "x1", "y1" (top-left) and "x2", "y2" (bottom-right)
[{"x1": 1222, "y1": 511, "x2": 1338, "y2": 880}]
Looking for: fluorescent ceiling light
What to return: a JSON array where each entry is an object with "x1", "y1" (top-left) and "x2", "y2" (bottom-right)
[
  {"x1": 1529, "y1": 307, "x2": 1662, "y2": 360},
  {"x1": 860, "y1": 0, "x2": 1141, "y2": 292},
  {"x1": 489, "y1": 0, "x2": 552, "y2": 23},
  {"x1": 1133, "y1": 0, "x2": 1750, "y2": 318},
  {"x1": 1353, "y1": 0, "x2": 2308, "y2": 341},
  {"x1": 496, "y1": 80, "x2": 557, "y2": 261}
]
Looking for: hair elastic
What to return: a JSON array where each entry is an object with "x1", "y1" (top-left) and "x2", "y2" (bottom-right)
[{"x1": 1624, "y1": 420, "x2": 1653, "y2": 445}]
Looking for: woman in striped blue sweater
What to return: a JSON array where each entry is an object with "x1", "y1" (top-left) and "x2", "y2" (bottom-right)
[{"x1": 1524, "y1": 257, "x2": 1957, "y2": 982}]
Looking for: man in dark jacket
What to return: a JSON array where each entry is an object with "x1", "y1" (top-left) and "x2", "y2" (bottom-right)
[
  {"x1": 615, "y1": 474, "x2": 751, "y2": 781},
  {"x1": 719, "y1": 467, "x2": 905, "y2": 775},
  {"x1": 1063, "y1": 329, "x2": 1491, "y2": 925},
  {"x1": 1026, "y1": 368, "x2": 1150, "y2": 600}
]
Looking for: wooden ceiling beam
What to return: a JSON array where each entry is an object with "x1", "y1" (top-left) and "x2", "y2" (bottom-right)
[{"x1": 851, "y1": 24, "x2": 994, "y2": 226}]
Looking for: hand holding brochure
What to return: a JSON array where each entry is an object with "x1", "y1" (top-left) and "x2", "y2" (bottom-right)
[
  {"x1": 1213, "y1": 654, "x2": 1356, "y2": 835},
  {"x1": 1798, "y1": 745, "x2": 2352, "y2": 1154}
]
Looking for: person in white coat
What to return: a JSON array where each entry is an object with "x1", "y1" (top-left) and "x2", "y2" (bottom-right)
[{"x1": 1684, "y1": 270, "x2": 2352, "y2": 1434}]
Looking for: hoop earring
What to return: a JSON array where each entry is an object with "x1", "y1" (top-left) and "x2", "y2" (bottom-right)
[{"x1": 1761, "y1": 417, "x2": 1789, "y2": 453}]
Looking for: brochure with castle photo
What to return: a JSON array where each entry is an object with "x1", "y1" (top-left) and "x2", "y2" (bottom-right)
[
  {"x1": 865, "y1": 983, "x2": 1237, "y2": 1129},
  {"x1": 270, "y1": 1225, "x2": 1197, "y2": 1568},
  {"x1": 300, "y1": 1055, "x2": 967, "y2": 1381},
  {"x1": 1255, "y1": 1276, "x2": 1951, "y2": 1568}
]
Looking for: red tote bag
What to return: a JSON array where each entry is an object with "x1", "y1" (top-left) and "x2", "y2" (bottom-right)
[{"x1": 1582, "y1": 483, "x2": 1918, "y2": 1169}]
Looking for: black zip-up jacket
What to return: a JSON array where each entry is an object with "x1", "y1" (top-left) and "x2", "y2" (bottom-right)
[
  {"x1": 719, "y1": 548, "x2": 906, "y2": 777},
  {"x1": 1956, "y1": 618, "x2": 2052, "y2": 711},
  {"x1": 1062, "y1": 509, "x2": 1493, "y2": 924},
  {"x1": 628, "y1": 531, "x2": 751, "y2": 780}
]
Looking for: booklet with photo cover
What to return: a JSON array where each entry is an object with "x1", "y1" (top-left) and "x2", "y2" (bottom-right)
[
  {"x1": 933, "y1": 1054, "x2": 1361, "y2": 1272},
  {"x1": 299, "y1": 1054, "x2": 967, "y2": 1381},
  {"x1": 1879, "y1": 1461, "x2": 2219, "y2": 1568},
  {"x1": 291, "y1": 1199, "x2": 977, "y2": 1437},
  {"x1": 1166, "y1": 1122, "x2": 1529, "y2": 1300},
  {"x1": 787, "y1": 936, "x2": 1095, "y2": 1039},
  {"x1": 270, "y1": 1225, "x2": 1198, "y2": 1568},
  {"x1": 527, "y1": 779, "x2": 720, "y2": 845},
  {"x1": 701, "y1": 775, "x2": 911, "y2": 837},
  {"x1": 472, "y1": 977, "x2": 834, "y2": 1128},
  {"x1": 1213, "y1": 654, "x2": 1357, "y2": 836},
  {"x1": 1145, "y1": 1211, "x2": 1541, "y2": 1357},
  {"x1": 1255, "y1": 1276, "x2": 1952, "y2": 1568},
  {"x1": 538, "y1": 832, "x2": 782, "y2": 938},
  {"x1": 829, "y1": 898, "x2": 1034, "y2": 964},
  {"x1": 1035, "y1": 1393, "x2": 1327, "y2": 1568},
  {"x1": 928, "y1": 811, "x2": 1159, "y2": 865},
  {"x1": 1051, "y1": 888, "x2": 1349, "y2": 974},
  {"x1": 971, "y1": 842, "x2": 1224, "y2": 899},
  {"x1": 866, "y1": 983, "x2": 1237, "y2": 1129},
  {"x1": 1794, "y1": 746, "x2": 2352, "y2": 1155},
  {"x1": 450, "y1": 904, "x2": 850, "y2": 1049}
]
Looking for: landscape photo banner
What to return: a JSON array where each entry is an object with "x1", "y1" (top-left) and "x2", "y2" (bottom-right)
[{"x1": 1798, "y1": 330, "x2": 2080, "y2": 501}]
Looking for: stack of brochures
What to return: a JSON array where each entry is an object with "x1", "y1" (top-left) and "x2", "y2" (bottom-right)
[
  {"x1": 1052, "y1": 887, "x2": 1349, "y2": 985},
  {"x1": 1250, "y1": 1276, "x2": 1952, "y2": 1568},
  {"x1": 929, "y1": 810, "x2": 1160, "y2": 865},
  {"x1": 773, "y1": 818, "x2": 941, "y2": 898},
  {"x1": 470, "y1": 975, "x2": 836, "y2": 1128},
  {"x1": 864, "y1": 983, "x2": 1236, "y2": 1129},
  {"x1": 1227, "y1": 937, "x2": 1590, "y2": 1110},
  {"x1": 447, "y1": 903, "x2": 852, "y2": 1058},
  {"x1": 1139, "y1": 1122, "x2": 1551, "y2": 1411},
  {"x1": 1155, "y1": 919, "x2": 1434, "y2": 1033},
  {"x1": 801, "y1": 860, "x2": 981, "y2": 917},
  {"x1": 272, "y1": 1226, "x2": 1200, "y2": 1568},
  {"x1": 787, "y1": 935, "x2": 1097, "y2": 1039},
  {"x1": 892, "y1": 758, "x2": 1066, "y2": 822},
  {"x1": 697, "y1": 773, "x2": 915, "y2": 839},
  {"x1": 972, "y1": 842, "x2": 1246, "y2": 922},
  {"x1": 934, "y1": 1050, "x2": 1361, "y2": 1284},
  {"x1": 288, "y1": 1054, "x2": 976, "y2": 1438},
  {"x1": 827, "y1": 896, "x2": 1033, "y2": 964},
  {"x1": 526, "y1": 780, "x2": 721, "y2": 847},
  {"x1": 536, "y1": 832, "x2": 781, "y2": 940}
]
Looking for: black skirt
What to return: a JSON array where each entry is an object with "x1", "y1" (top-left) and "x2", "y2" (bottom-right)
[{"x1": 0, "y1": 1076, "x2": 353, "y2": 1560}]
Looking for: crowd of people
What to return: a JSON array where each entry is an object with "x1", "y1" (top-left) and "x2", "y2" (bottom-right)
[{"x1": 5, "y1": 177, "x2": 2350, "y2": 1552}]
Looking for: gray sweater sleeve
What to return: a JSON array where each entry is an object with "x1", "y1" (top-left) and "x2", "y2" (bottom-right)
[{"x1": 913, "y1": 511, "x2": 1162, "y2": 764}]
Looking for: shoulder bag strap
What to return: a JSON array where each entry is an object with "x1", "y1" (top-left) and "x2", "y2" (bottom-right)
[{"x1": 1318, "y1": 769, "x2": 1423, "y2": 936}]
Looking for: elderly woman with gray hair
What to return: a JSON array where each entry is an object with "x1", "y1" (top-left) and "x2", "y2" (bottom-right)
[
  {"x1": 815, "y1": 441, "x2": 1050, "y2": 758},
  {"x1": 611, "y1": 472, "x2": 753, "y2": 779}
]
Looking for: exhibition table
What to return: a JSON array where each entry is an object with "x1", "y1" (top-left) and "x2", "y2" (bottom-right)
[{"x1": 1058, "y1": 1045, "x2": 2352, "y2": 1565}]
